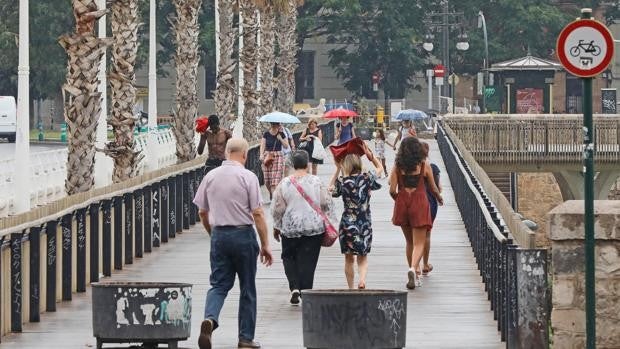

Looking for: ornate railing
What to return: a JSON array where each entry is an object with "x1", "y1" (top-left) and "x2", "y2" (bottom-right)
[
  {"x1": 437, "y1": 124, "x2": 549, "y2": 348},
  {"x1": 444, "y1": 115, "x2": 620, "y2": 166},
  {"x1": 0, "y1": 120, "x2": 335, "y2": 340}
]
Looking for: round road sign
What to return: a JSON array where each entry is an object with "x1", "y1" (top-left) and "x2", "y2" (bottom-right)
[{"x1": 556, "y1": 18, "x2": 615, "y2": 77}]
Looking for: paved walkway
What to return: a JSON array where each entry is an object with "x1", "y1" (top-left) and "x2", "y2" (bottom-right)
[{"x1": 1, "y1": 139, "x2": 502, "y2": 348}]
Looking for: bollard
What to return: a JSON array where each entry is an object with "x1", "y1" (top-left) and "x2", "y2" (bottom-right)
[
  {"x1": 37, "y1": 121, "x2": 44, "y2": 141},
  {"x1": 60, "y1": 122, "x2": 67, "y2": 143}
]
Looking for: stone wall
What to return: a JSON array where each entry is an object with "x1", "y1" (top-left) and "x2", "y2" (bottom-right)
[
  {"x1": 518, "y1": 173, "x2": 564, "y2": 248},
  {"x1": 548, "y1": 201, "x2": 620, "y2": 348}
]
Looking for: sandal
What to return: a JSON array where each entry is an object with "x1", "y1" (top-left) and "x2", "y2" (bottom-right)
[{"x1": 422, "y1": 264, "x2": 434, "y2": 276}]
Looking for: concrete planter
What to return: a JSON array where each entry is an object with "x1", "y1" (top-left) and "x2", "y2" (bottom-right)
[
  {"x1": 92, "y1": 282, "x2": 192, "y2": 349},
  {"x1": 302, "y1": 289, "x2": 407, "y2": 349}
]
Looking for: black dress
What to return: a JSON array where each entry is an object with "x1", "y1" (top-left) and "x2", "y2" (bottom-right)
[{"x1": 301, "y1": 129, "x2": 324, "y2": 164}]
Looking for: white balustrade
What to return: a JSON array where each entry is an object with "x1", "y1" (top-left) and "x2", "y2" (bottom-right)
[{"x1": 1, "y1": 128, "x2": 198, "y2": 218}]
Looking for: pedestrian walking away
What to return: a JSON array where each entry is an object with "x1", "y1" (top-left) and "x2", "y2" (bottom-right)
[
  {"x1": 392, "y1": 120, "x2": 417, "y2": 150},
  {"x1": 260, "y1": 123, "x2": 290, "y2": 202},
  {"x1": 389, "y1": 137, "x2": 442, "y2": 290},
  {"x1": 329, "y1": 143, "x2": 383, "y2": 290},
  {"x1": 373, "y1": 129, "x2": 393, "y2": 177},
  {"x1": 197, "y1": 115, "x2": 233, "y2": 175},
  {"x1": 193, "y1": 138, "x2": 274, "y2": 349},
  {"x1": 282, "y1": 125, "x2": 295, "y2": 177},
  {"x1": 421, "y1": 142, "x2": 442, "y2": 276},
  {"x1": 271, "y1": 150, "x2": 336, "y2": 305},
  {"x1": 336, "y1": 117, "x2": 356, "y2": 145},
  {"x1": 298, "y1": 118, "x2": 324, "y2": 175}
]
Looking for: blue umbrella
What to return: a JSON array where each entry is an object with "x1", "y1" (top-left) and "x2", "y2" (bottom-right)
[
  {"x1": 395, "y1": 109, "x2": 428, "y2": 121},
  {"x1": 258, "y1": 111, "x2": 301, "y2": 124}
]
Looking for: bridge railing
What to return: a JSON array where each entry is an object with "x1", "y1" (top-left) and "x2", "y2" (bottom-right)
[
  {"x1": 444, "y1": 115, "x2": 620, "y2": 165},
  {"x1": 437, "y1": 123, "x2": 549, "y2": 348},
  {"x1": 0, "y1": 121, "x2": 335, "y2": 341}
]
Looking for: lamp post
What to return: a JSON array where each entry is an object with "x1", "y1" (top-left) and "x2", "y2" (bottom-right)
[
  {"x1": 14, "y1": 0, "x2": 30, "y2": 214},
  {"x1": 423, "y1": 0, "x2": 469, "y2": 113},
  {"x1": 146, "y1": 0, "x2": 158, "y2": 171},
  {"x1": 423, "y1": 28, "x2": 469, "y2": 113},
  {"x1": 478, "y1": 10, "x2": 489, "y2": 113}
]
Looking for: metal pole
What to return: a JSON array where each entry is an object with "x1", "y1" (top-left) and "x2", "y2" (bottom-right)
[
  {"x1": 215, "y1": 0, "x2": 220, "y2": 72},
  {"x1": 94, "y1": 0, "x2": 109, "y2": 186},
  {"x1": 14, "y1": 0, "x2": 30, "y2": 213},
  {"x1": 451, "y1": 76, "x2": 455, "y2": 114},
  {"x1": 479, "y1": 10, "x2": 489, "y2": 113},
  {"x1": 442, "y1": 0, "x2": 450, "y2": 98},
  {"x1": 146, "y1": 0, "x2": 158, "y2": 171},
  {"x1": 581, "y1": 9, "x2": 595, "y2": 348},
  {"x1": 427, "y1": 71, "x2": 433, "y2": 110}
]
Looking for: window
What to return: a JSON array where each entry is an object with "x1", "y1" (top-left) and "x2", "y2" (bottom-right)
[
  {"x1": 205, "y1": 65, "x2": 216, "y2": 100},
  {"x1": 301, "y1": 51, "x2": 315, "y2": 99}
]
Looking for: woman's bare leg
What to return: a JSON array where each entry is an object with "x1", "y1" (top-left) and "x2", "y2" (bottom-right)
[
  {"x1": 344, "y1": 254, "x2": 355, "y2": 289},
  {"x1": 400, "y1": 226, "x2": 413, "y2": 267},
  {"x1": 411, "y1": 227, "x2": 427, "y2": 273},
  {"x1": 423, "y1": 230, "x2": 432, "y2": 270},
  {"x1": 356, "y1": 255, "x2": 368, "y2": 289}
]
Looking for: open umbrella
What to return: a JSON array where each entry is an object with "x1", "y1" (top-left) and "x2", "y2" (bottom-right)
[
  {"x1": 258, "y1": 111, "x2": 301, "y2": 124},
  {"x1": 323, "y1": 108, "x2": 358, "y2": 119},
  {"x1": 395, "y1": 109, "x2": 428, "y2": 121}
]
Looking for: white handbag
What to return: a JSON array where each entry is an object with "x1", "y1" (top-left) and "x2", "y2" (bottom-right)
[{"x1": 312, "y1": 137, "x2": 327, "y2": 160}]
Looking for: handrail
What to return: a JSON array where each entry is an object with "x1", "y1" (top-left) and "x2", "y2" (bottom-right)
[
  {"x1": 442, "y1": 122, "x2": 535, "y2": 248},
  {"x1": 439, "y1": 126, "x2": 507, "y2": 243}
]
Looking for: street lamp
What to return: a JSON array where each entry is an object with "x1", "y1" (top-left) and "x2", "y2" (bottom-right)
[
  {"x1": 423, "y1": 31, "x2": 469, "y2": 113},
  {"x1": 478, "y1": 10, "x2": 489, "y2": 113}
]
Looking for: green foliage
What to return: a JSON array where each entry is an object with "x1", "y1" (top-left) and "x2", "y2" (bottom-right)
[
  {"x1": 0, "y1": 0, "x2": 72, "y2": 99},
  {"x1": 324, "y1": 0, "x2": 429, "y2": 98}
]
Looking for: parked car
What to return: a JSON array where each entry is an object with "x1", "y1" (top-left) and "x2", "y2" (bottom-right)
[{"x1": 0, "y1": 96, "x2": 17, "y2": 143}]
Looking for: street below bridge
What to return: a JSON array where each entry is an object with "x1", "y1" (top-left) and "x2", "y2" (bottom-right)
[
  {"x1": 0, "y1": 139, "x2": 502, "y2": 349},
  {"x1": 0, "y1": 142, "x2": 65, "y2": 161}
]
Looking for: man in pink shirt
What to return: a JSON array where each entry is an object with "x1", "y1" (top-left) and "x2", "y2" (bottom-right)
[{"x1": 193, "y1": 138, "x2": 273, "y2": 349}]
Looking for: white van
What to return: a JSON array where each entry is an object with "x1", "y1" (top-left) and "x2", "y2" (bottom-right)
[{"x1": 0, "y1": 96, "x2": 17, "y2": 143}]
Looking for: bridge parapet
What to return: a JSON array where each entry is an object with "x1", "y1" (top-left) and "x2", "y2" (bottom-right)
[{"x1": 443, "y1": 114, "x2": 620, "y2": 170}]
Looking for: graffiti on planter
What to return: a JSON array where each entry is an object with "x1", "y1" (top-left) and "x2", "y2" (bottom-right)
[
  {"x1": 114, "y1": 287, "x2": 192, "y2": 328},
  {"x1": 378, "y1": 299, "x2": 405, "y2": 347}
]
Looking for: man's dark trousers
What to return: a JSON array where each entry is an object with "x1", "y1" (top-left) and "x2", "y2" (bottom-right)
[{"x1": 204, "y1": 226, "x2": 259, "y2": 341}]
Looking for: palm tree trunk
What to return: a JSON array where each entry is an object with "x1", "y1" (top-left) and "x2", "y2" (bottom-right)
[
  {"x1": 59, "y1": 0, "x2": 110, "y2": 195},
  {"x1": 172, "y1": 0, "x2": 201, "y2": 162},
  {"x1": 214, "y1": 0, "x2": 237, "y2": 130},
  {"x1": 240, "y1": 1, "x2": 260, "y2": 141},
  {"x1": 106, "y1": 0, "x2": 142, "y2": 182},
  {"x1": 275, "y1": 0, "x2": 298, "y2": 113},
  {"x1": 258, "y1": 4, "x2": 276, "y2": 116}
]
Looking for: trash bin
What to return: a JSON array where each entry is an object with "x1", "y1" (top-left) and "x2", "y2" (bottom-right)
[
  {"x1": 302, "y1": 289, "x2": 407, "y2": 349},
  {"x1": 92, "y1": 282, "x2": 192, "y2": 349},
  {"x1": 60, "y1": 122, "x2": 67, "y2": 143}
]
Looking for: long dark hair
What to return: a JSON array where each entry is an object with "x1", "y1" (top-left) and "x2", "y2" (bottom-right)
[{"x1": 395, "y1": 137, "x2": 426, "y2": 173}]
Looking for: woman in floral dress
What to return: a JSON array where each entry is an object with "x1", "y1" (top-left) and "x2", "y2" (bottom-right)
[{"x1": 329, "y1": 144, "x2": 383, "y2": 289}]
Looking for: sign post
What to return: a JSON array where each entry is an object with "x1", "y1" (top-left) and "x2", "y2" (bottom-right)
[{"x1": 557, "y1": 8, "x2": 615, "y2": 349}]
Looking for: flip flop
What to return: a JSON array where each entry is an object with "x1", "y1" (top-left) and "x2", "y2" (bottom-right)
[{"x1": 422, "y1": 264, "x2": 434, "y2": 276}]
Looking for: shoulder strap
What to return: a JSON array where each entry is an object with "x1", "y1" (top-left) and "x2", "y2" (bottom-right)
[{"x1": 290, "y1": 177, "x2": 334, "y2": 228}]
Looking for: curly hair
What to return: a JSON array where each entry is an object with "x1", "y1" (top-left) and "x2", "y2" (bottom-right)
[{"x1": 395, "y1": 137, "x2": 426, "y2": 173}]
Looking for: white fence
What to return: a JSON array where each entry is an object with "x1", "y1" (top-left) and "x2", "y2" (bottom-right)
[{"x1": 0, "y1": 128, "x2": 198, "y2": 218}]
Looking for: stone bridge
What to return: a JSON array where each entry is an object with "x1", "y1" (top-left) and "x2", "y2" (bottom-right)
[{"x1": 443, "y1": 114, "x2": 620, "y2": 200}]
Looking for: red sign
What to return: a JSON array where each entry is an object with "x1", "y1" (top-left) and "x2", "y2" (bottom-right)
[
  {"x1": 372, "y1": 72, "x2": 380, "y2": 84},
  {"x1": 516, "y1": 88, "x2": 544, "y2": 114},
  {"x1": 557, "y1": 18, "x2": 615, "y2": 77},
  {"x1": 433, "y1": 64, "x2": 445, "y2": 78}
]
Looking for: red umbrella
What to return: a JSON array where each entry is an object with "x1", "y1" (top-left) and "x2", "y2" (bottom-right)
[{"x1": 323, "y1": 108, "x2": 358, "y2": 119}]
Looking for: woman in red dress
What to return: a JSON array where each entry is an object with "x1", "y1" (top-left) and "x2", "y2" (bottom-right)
[{"x1": 389, "y1": 137, "x2": 443, "y2": 290}]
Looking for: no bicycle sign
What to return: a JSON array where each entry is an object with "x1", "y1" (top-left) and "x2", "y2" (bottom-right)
[{"x1": 556, "y1": 16, "x2": 615, "y2": 77}]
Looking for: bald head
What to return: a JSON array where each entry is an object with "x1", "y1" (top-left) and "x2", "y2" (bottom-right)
[{"x1": 225, "y1": 138, "x2": 249, "y2": 164}]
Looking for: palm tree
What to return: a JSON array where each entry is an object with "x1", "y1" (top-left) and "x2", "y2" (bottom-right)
[
  {"x1": 59, "y1": 0, "x2": 110, "y2": 195},
  {"x1": 274, "y1": 0, "x2": 303, "y2": 113},
  {"x1": 214, "y1": 0, "x2": 237, "y2": 130},
  {"x1": 240, "y1": 0, "x2": 260, "y2": 141},
  {"x1": 256, "y1": 0, "x2": 287, "y2": 117},
  {"x1": 106, "y1": 0, "x2": 142, "y2": 182},
  {"x1": 172, "y1": 0, "x2": 201, "y2": 162}
]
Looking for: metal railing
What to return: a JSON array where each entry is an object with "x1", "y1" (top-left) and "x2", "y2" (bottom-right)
[
  {"x1": 0, "y1": 120, "x2": 335, "y2": 340},
  {"x1": 444, "y1": 115, "x2": 620, "y2": 165},
  {"x1": 437, "y1": 124, "x2": 549, "y2": 348}
]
